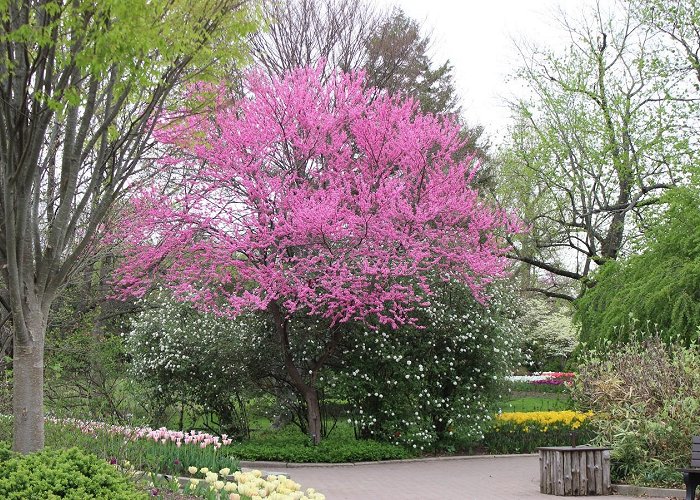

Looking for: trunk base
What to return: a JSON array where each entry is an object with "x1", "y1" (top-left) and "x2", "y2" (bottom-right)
[{"x1": 12, "y1": 343, "x2": 45, "y2": 454}]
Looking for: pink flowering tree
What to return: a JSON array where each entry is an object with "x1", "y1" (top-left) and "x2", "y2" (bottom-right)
[{"x1": 114, "y1": 65, "x2": 519, "y2": 444}]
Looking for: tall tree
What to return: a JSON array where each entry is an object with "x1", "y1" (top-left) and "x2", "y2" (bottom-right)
[
  {"x1": 576, "y1": 186, "x2": 700, "y2": 346},
  {"x1": 113, "y1": 65, "x2": 518, "y2": 445},
  {"x1": 248, "y1": 0, "x2": 383, "y2": 79},
  {"x1": 364, "y1": 8, "x2": 460, "y2": 117},
  {"x1": 0, "y1": 0, "x2": 256, "y2": 453},
  {"x1": 496, "y1": 2, "x2": 696, "y2": 300},
  {"x1": 250, "y1": 1, "x2": 468, "y2": 120},
  {"x1": 633, "y1": 0, "x2": 700, "y2": 85}
]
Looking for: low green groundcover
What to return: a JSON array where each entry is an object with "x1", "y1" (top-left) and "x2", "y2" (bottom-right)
[{"x1": 0, "y1": 443, "x2": 146, "y2": 499}]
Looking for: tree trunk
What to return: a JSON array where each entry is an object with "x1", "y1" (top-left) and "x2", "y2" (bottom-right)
[
  {"x1": 12, "y1": 339, "x2": 45, "y2": 454},
  {"x1": 11, "y1": 300, "x2": 49, "y2": 454},
  {"x1": 302, "y1": 386, "x2": 322, "y2": 445},
  {"x1": 268, "y1": 301, "x2": 326, "y2": 445}
]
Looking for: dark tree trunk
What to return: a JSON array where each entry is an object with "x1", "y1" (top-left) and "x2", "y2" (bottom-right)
[
  {"x1": 301, "y1": 386, "x2": 322, "y2": 445},
  {"x1": 268, "y1": 301, "x2": 329, "y2": 445}
]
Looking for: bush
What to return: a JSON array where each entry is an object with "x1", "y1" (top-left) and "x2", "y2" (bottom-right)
[
  {"x1": 126, "y1": 290, "x2": 257, "y2": 437},
  {"x1": 330, "y1": 280, "x2": 521, "y2": 450},
  {"x1": 0, "y1": 445, "x2": 146, "y2": 499},
  {"x1": 225, "y1": 423, "x2": 414, "y2": 462},
  {"x1": 571, "y1": 337, "x2": 700, "y2": 487},
  {"x1": 45, "y1": 328, "x2": 135, "y2": 422}
]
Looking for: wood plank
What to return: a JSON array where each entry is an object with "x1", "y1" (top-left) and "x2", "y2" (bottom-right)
[
  {"x1": 556, "y1": 450, "x2": 564, "y2": 495},
  {"x1": 539, "y1": 451, "x2": 546, "y2": 493},
  {"x1": 579, "y1": 449, "x2": 588, "y2": 495},
  {"x1": 587, "y1": 450, "x2": 595, "y2": 494},
  {"x1": 602, "y1": 450, "x2": 610, "y2": 495},
  {"x1": 563, "y1": 450, "x2": 572, "y2": 494},
  {"x1": 548, "y1": 450, "x2": 555, "y2": 495},
  {"x1": 692, "y1": 436, "x2": 700, "y2": 445},
  {"x1": 571, "y1": 450, "x2": 580, "y2": 495},
  {"x1": 594, "y1": 450, "x2": 603, "y2": 494}
]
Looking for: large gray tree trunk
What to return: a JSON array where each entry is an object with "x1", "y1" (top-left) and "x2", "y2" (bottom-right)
[
  {"x1": 11, "y1": 307, "x2": 48, "y2": 454},
  {"x1": 12, "y1": 340, "x2": 44, "y2": 453},
  {"x1": 302, "y1": 386, "x2": 322, "y2": 445}
]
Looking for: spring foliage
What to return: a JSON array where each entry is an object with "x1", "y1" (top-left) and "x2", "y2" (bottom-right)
[{"x1": 576, "y1": 188, "x2": 700, "y2": 346}]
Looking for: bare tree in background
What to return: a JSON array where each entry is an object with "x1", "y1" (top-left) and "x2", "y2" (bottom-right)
[{"x1": 249, "y1": 0, "x2": 383, "y2": 79}]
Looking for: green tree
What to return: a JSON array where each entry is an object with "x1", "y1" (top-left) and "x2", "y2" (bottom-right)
[
  {"x1": 364, "y1": 8, "x2": 460, "y2": 116},
  {"x1": 332, "y1": 281, "x2": 519, "y2": 449},
  {"x1": 127, "y1": 292, "x2": 256, "y2": 437},
  {"x1": 497, "y1": 2, "x2": 695, "y2": 300},
  {"x1": 0, "y1": 0, "x2": 257, "y2": 453},
  {"x1": 576, "y1": 187, "x2": 700, "y2": 346},
  {"x1": 633, "y1": 0, "x2": 700, "y2": 85},
  {"x1": 516, "y1": 296, "x2": 578, "y2": 371}
]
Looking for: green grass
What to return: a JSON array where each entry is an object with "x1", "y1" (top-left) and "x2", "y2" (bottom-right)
[
  {"x1": 506, "y1": 380, "x2": 569, "y2": 393},
  {"x1": 500, "y1": 395, "x2": 571, "y2": 412},
  {"x1": 228, "y1": 419, "x2": 415, "y2": 462}
]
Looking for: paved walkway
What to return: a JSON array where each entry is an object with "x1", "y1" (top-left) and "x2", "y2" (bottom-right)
[{"x1": 242, "y1": 455, "x2": 676, "y2": 500}]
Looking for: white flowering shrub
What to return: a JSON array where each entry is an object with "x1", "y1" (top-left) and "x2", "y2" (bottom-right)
[
  {"x1": 327, "y1": 281, "x2": 521, "y2": 449},
  {"x1": 126, "y1": 291, "x2": 258, "y2": 437},
  {"x1": 516, "y1": 297, "x2": 578, "y2": 371}
]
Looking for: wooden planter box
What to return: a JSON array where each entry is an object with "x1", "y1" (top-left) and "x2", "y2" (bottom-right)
[{"x1": 538, "y1": 446, "x2": 611, "y2": 496}]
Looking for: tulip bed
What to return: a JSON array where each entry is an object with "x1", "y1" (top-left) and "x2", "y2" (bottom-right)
[
  {"x1": 482, "y1": 410, "x2": 594, "y2": 454},
  {"x1": 504, "y1": 373, "x2": 575, "y2": 398},
  {"x1": 161, "y1": 468, "x2": 326, "y2": 500},
  {"x1": 0, "y1": 415, "x2": 326, "y2": 500},
  {"x1": 42, "y1": 416, "x2": 240, "y2": 477}
]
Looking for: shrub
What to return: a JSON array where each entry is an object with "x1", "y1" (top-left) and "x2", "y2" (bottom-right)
[
  {"x1": 571, "y1": 337, "x2": 700, "y2": 487},
  {"x1": 0, "y1": 440, "x2": 14, "y2": 462},
  {"x1": 228, "y1": 434, "x2": 412, "y2": 463},
  {"x1": 330, "y1": 281, "x2": 521, "y2": 450},
  {"x1": 126, "y1": 290, "x2": 257, "y2": 437},
  {"x1": 45, "y1": 327, "x2": 135, "y2": 422},
  {"x1": 0, "y1": 445, "x2": 146, "y2": 499}
]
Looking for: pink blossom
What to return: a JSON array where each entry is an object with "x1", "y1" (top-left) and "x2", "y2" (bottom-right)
[{"x1": 113, "y1": 64, "x2": 521, "y2": 329}]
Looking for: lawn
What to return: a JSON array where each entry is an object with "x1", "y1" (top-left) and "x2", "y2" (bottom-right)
[{"x1": 501, "y1": 395, "x2": 571, "y2": 412}]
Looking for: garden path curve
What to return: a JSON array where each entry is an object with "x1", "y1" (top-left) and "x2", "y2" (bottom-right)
[{"x1": 241, "y1": 454, "x2": 671, "y2": 500}]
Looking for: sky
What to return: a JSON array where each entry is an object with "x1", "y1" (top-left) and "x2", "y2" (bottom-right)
[{"x1": 373, "y1": 0, "x2": 596, "y2": 144}]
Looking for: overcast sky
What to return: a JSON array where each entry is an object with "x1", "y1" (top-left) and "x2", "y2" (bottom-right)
[{"x1": 374, "y1": 0, "x2": 601, "y2": 144}]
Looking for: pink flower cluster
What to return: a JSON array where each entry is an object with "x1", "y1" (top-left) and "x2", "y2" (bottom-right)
[
  {"x1": 48, "y1": 416, "x2": 233, "y2": 449},
  {"x1": 112, "y1": 64, "x2": 521, "y2": 329}
]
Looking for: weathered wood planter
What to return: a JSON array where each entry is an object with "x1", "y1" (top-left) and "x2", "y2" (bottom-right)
[{"x1": 538, "y1": 446, "x2": 611, "y2": 496}]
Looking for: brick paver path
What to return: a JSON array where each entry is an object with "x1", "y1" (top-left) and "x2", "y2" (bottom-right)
[{"x1": 243, "y1": 455, "x2": 671, "y2": 500}]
